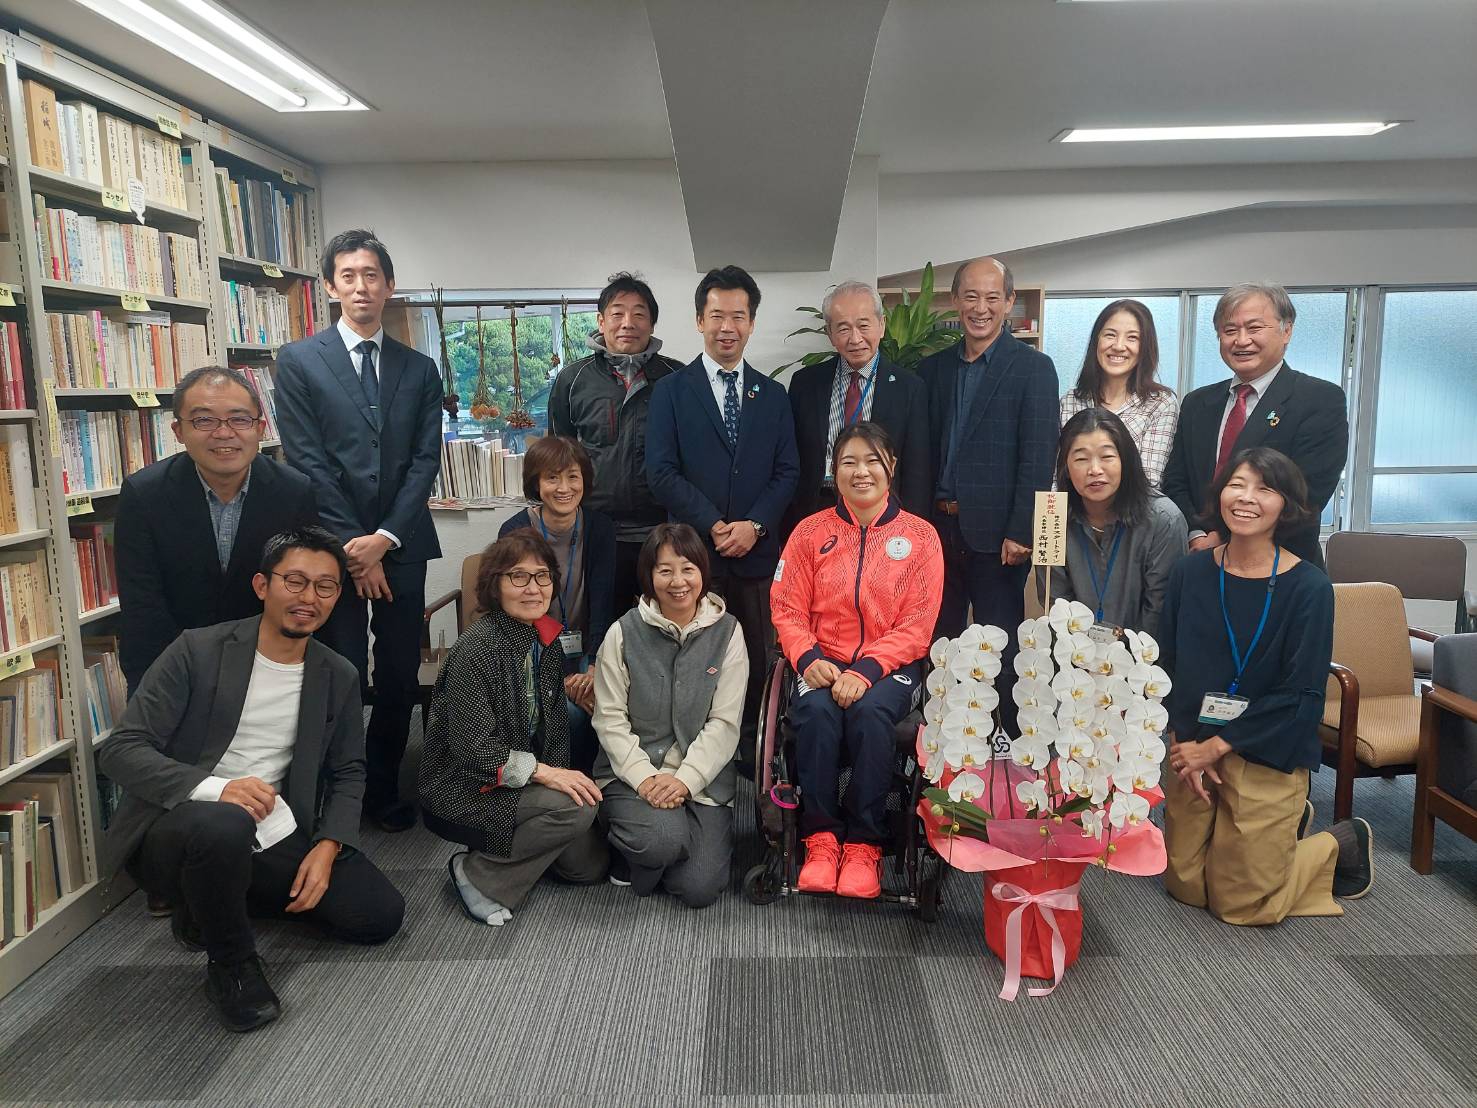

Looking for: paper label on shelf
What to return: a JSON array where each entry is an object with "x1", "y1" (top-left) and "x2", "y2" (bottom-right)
[
  {"x1": 127, "y1": 176, "x2": 147, "y2": 223},
  {"x1": 1032, "y1": 490, "x2": 1067, "y2": 567},
  {"x1": 155, "y1": 113, "x2": 182, "y2": 139},
  {"x1": 42, "y1": 382, "x2": 60, "y2": 457},
  {"x1": 0, "y1": 649, "x2": 35, "y2": 679},
  {"x1": 40, "y1": 42, "x2": 55, "y2": 69},
  {"x1": 101, "y1": 186, "x2": 130, "y2": 213},
  {"x1": 261, "y1": 263, "x2": 284, "y2": 278},
  {"x1": 65, "y1": 492, "x2": 94, "y2": 517},
  {"x1": 280, "y1": 168, "x2": 298, "y2": 185},
  {"x1": 130, "y1": 388, "x2": 159, "y2": 408},
  {"x1": 0, "y1": 285, "x2": 14, "y2": 307},
  {"x1": 218, "y1": 125, "x2": 230, "y2": 147},
  {"x1": 120, "y1": 293, "x2": 150, "y2": 312}
]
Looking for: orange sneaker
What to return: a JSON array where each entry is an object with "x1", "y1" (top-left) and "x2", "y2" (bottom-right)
[
  {"x1": 798, "y1": 832, "x2": 843, "y2": 893},
  {"x1": 836, "y1": 842, "x2": 883, "y2": 899}
]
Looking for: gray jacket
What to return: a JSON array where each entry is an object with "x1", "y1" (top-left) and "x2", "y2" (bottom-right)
[{"x1": 96, "y1": 615, "x2": 365, "y2": 876}]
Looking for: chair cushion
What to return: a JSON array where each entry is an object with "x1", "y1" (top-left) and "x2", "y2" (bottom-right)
[
  {"x1": 1320, "y1": 693, "x2": 1421, "y2": 768},
  {"x1": 1433, "y1": 633, "x2": 1477, "y2": 807}
]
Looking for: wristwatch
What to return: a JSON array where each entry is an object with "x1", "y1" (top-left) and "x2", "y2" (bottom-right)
[{"x1": 749, "y1": 520, "x2": 767, "y2": 538}]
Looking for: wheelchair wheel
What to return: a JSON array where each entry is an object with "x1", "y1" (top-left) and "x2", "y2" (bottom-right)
[
  {"x1": 743, "y1": 861, "x2": 784, "y2": 906},
  {"x1": 913, "y1": 850, "x2": 946, "y2": 923}
]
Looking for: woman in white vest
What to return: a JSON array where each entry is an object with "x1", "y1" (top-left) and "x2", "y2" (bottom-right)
[{"x1": 591, "y1": 522, "x2": 748, "y2": 907}]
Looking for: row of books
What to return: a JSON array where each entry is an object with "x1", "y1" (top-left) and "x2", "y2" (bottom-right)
[
  {"x1": 237, "y1": 365, "x2": 282, "y2": 441},
  {"x1": 71, "y1": 522, "x2": 117, "y2": 615},
  {"x1": 81, "y1": 636, "x2": 127, "y2": 745},
  {"x1": 0, "y1": 551, "x2": 56, "y2": 653},
  {"x1": 222, "y1": 280, "x2": 312, "y2": 348},
  {"x1": 44, "y1": 309, "x2": 209, "y2": 391},
  {"x1": 34, "y1": 196, "x2": 205, "y2": 301},
  {"x1": 0, "y1": 322, "x2": 28, "y2": 411},
  {"x1": 1, "y1": 769, "x2": 82, "y2": 944},
  {"x1": 212, "y1": 169, "x2": 311, "y2": 269},
  {"x1": 0, "y1": 425, "x2": 39, "y2": 538},
  {"x1": 58, "y1": 408, "x2": 179, "y2": 496},
  {"x1": 435, "y1": 437, "x2": 527, "y2": 504},
  {"x1": 0, "y1": 657, "x2": 63, "y2": 769}
]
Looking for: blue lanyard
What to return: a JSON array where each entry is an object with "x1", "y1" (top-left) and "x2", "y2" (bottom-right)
[
  {"x1": 1218, "y1": 545, "x2": 1280, "y2": 696},
  {"x1": 1077, "y1": 522, "x2": 1125, "y2": 623},
  {"x1": 844, "y1": 367, "x2": 876, "y2": 426},
  {"x1": 536, "y1": 508, "x2": 579, "y2": 628}
]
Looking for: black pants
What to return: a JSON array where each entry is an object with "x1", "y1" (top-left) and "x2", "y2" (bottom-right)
[
  {"x1": 320, "y1": 557, "x2": 427, "y2": 813},
  {"x1": 709, "y1": 571, "x2": 773, "y2": 756},
  {"x1": 792, "y1": 658, "x2": 921, "y2": 843},
  {"x1": 129, "y1": 802, "x2": 404, "y2": 965},
  {"x1": 933, "y1": 513, "x2": 1029, "y2": 735},
  {"x1": 613, "y1": 539, "x2": 644, "y2": 615}
]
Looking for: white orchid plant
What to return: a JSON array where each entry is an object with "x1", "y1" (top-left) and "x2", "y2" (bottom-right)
[{"x1": 919, "y1": 598, "x2": 1171, "y2": 865}]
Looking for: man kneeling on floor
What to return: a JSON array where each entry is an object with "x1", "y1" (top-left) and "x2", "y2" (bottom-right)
[{"x1": 97, "y1": 525, "x2": 405, "y2": 1032}]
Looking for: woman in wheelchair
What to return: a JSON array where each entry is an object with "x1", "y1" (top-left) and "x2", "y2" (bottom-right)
[
  {"x1": 591, "y1": 523, "x2": 748, "y2": 907},
  {"x1": 770, "y1": 422, "x2": 944, "y2": 898},
  {"x1": 1042, "y1": 407, "x2": 1188, "y2": 636}
]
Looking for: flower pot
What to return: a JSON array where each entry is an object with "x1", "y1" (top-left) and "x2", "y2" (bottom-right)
[{"x1": 983, "y1": 857, "x2": 1090, "y2": 999}]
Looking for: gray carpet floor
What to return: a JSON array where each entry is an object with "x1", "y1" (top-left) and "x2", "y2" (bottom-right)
[{"x1": 3, "y1": 723, "x2": 1476, "y2": 1107}]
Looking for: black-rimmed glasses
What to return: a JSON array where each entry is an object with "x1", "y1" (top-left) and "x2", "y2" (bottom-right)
[{"x1": 272, "y1": 572, "x2": 341, "y2": 598}]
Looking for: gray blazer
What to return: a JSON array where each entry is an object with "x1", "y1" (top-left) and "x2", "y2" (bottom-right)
[{"x1": 97, "y1": 615, "x2": 365, "y2": 876}]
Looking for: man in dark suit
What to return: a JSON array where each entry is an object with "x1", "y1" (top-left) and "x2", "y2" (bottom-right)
[
  {"x1": 98, "y1": 527, "x2": 404, "y2": 1032},
  {"x1": 786, "y1": 280, "x2": 931, "y2": 532},
  {"x1": 646, "y1": 265, "x2": 799, "y2": 746},
  {"x1": 917, "y1": 257, "x2": 1059, "y2": 731},
  {"x1": 117, "y1": 365, "x2": 318, "y2": 694},
  {"x1": 275, "y1": 229, "x2": 443, "y2": 832},
  {"x1": 1162, "y1": 282, "x2": 1348, "y2": 568}
]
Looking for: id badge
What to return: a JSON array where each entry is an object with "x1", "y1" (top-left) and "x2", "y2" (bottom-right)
[
  {"x1": 558, "y1": 630, "x2": 583, "y2": 658},
  {"x1": 1087, "y1": 621, "x2": 1121, "y2": 644},
  {"x1": 1198, "y1": 692, "x2": 1249, "y2": 725}
]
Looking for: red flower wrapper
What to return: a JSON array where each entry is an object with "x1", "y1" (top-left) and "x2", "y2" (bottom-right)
[{"x1": 983, "y1": 859, "x2": 1089, "y2": 999}]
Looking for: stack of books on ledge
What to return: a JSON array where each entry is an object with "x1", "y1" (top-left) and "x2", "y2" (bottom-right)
[
  {"x1": 1, "y1": 768, "x2": 83, "y2": 942},
  {"x1": 0, "y1": 323, "x2": 28, "y2": 411},
  {"x1": 222, "y1": 281, "x2": 312, "y2": 348},
  {"x1": 82, "y1": 635, "x2": 127, "y2": 744},
  {"x1": 433, "y1": 437, "x2": 526, "y2": 507},
  {"x1": 212, "y1": 168, "x2": 310, "y2": 269},
  {"x1": 71, "y1": 521, "x2": 117, "y2": 613},
  {"x1": 238, "y1": 366, "x2": 280, "y2": 440},
  {"x1": 33, "y1": 196, "x2": 204, "y2": 300},
  {"x1": 0, "y1": 426, "x2": 38, "y2": 538},
  {"x1": 58, "y1": 408, "x2": 178, "y2": 494},
  {"x1": 45, "y1": 309, "x2": 209, "y2": 389},
  {"x1": 0, "y1": 551, "x2": 55, "y2": 650}
]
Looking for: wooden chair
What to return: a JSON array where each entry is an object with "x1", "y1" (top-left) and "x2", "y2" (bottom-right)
[
  {"x1": 417, "y1": 554, "x2": 485, "y2": 726},
  {"x1": 1411, "y1": 633, "x2": 1477, "y2": 873},
  {"x1": 1320, "y1": 581, "x2": 1433, "y2": 821}
]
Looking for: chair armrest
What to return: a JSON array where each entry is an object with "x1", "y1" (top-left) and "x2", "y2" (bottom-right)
[
  {"x1": 1329, "y1": 662, "x2": 1361, "y2": 804},
  {"x1": 1460, "y1": 591, "x2": 1476, "y2": 634},
  {"x1": 1409, "y1": 626, "x2": 1439, "y2": 643},
  {"x1": 422, "y1": 588, "x2": 463, "y2": 647},
  {"x1": 1427, "y1": 684, "x2": 1477, "y2": 725}
]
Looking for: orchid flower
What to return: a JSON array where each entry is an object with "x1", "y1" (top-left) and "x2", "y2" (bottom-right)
[
  {"x1": 1016, "y1": 705, "x2": 1059, "y2": 744},
  {"x1": 947, "y1": 771, "x2": 988, "y2": 803},
  {"x1": 941, "y1": 708, "x2": 994, "y2": 770},
  {"x1": 1056, "y1": 727, "x2": 1095, "y2": 762},
  {"x1": 1013, "y1": 647, "x2": 1055, "y2": 682},
  {"x1": 1130, "y1": 631, "x2": 1160, "y2": 666},
  {"x1": 1109, "y1": 792, "x2": 1151, "y2": 829},
  {"x1": 1080, "y1": 807, "x2": 1106, "y2": 839},
  {"x1": 948, "y1": 648, "x2": 1002, "y2": 685},
  {"x1": 1058, "y1": 757, "x2": 1089, "y2": 797},
  {"x1": 924, "y1": 748, "x2": 948, "y2": 784},
  {"x1": 921, "y1": 719, "x2": 943, "y2": 756},
  {"x1": 1087, "y1": 709, "x2": 1126, "y2": 746},
  {"x1": 1049, "y1": 598, "x2": 1095, "y2": 638},
  {"x1": 945, "y1": 679, "x2": 1000, "y2": 715},
  {"x1": 1085, "y1": 766, "x2": 1114, "y2": 805},
  {"x1": 1012, "y1": 676, "x2": 1053, "y2": 710},
  {"x1": 1017, "y1": 616, "x2": 1050, "y2": 652},
  {"x1": 1139, "y1": 665, "x2": 1172, "y2": 701},
  {"x1": 1051, "y1": 668, "x2": 1096, "y2": 707},
  {"x1": 1122, "y1": 661, "x2": 1151, "y2": 695},
  {"x1": 1009, "y1": 732, "x2": 1052, "y2": 770},
  {"x1": 1091, "y1": 641, "x2": 1134, "y2": 677},
  {"x1": 924, "y1": 694, "x2": 947, "y2": 726},
  {"x1": 930, "y1": 636, "x2": 955, "y2": 670},
  {"x1": 1123, "y1": 699, "x2": 1170, "y2": 737},
  {"x1": 926, "y1": 667, "x2": 949, "y2": 701},
  {"x1": 1092, "y1": 674, "x2": 1134, "y2": 711},
  {"x1": 1016, "y1": 777, "x2": 1052, "y2": 813},
  {"x1": 1052, "y1": 631, "x2": 1097, "y2": 671},
  {"x1": 959, "y1": 623, "x2": 1010, "y2": 658},
  {"x1": 1055, "y1": 700, "x2": 1094, "y2": 733}
]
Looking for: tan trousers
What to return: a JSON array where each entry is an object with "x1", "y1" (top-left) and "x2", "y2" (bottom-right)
[{"x1": 1164, "y1": 751, "x2": 1341, "y2": 925}]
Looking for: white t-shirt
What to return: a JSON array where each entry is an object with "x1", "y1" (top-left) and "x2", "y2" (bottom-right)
[{"x1": 190, "y1": 652, "x2": 306, "y2": 799}]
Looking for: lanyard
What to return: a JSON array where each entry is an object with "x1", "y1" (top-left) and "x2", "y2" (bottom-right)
[
  {"x1": 1077, "y1": 521, "x2": 1125, "y2": 623},
  {"x1": 1218, "y1": 545, "x2": 1280, "y2": 696},
  {"x1": 537, "y1": 509, "x2": 579, "y2": 628}
]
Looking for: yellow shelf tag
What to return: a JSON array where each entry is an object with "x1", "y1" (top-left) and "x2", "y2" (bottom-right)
[
  {"x1": 65, "y1": 492, "x2": 94, "y2": 517},
  {"x1": 101, "y1": 186, "x2": 130, "y2": 212},
  {"x1": 130, "y1": 388, "x2": 160, "y2": 408},
  {"x1": 0, "y1": 285, "x2": 14, "y2": 307},
  {"x1": 120, "y1": 293, "x2": 150, "y2": 312},
  {"x1": 1032, "y1": 490, "x2": 1067, "y2": 567},
  {"x1": 281, "y1": 168, "x2": 298, "y2": 185},
  {"x1": 0, "y1": 648, "x2": 35, "y2": 678},
  {"x1": 155, "y1": 114, "x2": 183, "y2": 139},
  {"x1": 261, "y1": 263, "x2": 284, "y2": 279}
]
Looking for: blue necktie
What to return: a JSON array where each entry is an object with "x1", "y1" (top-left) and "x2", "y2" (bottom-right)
[
  {"x1": 719, "y1": 369, "x2": 740, "y2": 450},
  {"x1": 357, "y1": 340, "x2": 379, "y2": 410}
]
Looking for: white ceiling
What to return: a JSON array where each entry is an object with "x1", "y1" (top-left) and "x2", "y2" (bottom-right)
[{"x1": 6, "y1": 0, "x2": 1474, "y2": 172}]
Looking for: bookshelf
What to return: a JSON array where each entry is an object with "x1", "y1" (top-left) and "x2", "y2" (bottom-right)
[{"x1": 0, "y1": 30, "x2": 327, "y2": 997}]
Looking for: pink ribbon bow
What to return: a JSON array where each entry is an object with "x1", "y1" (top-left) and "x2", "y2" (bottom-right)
[{"x1": 990, "y1": 880, "x2": 1082, "y2": 1001}]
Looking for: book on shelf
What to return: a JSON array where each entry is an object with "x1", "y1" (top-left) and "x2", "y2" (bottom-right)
[
  {"x1": 0, "y1": 322, "x2": 29, "y2": 411},
  {"x1": 32, "y1": 195, "x2": 204, "y2": 300},
  {"x1": 222, "y1": 280, "x2": 316, "y2": 347},
  {"x1": 44, "y1": 309, "x2": 207, "y2": 389},
  {"x1": 81, "y1": 635, "x2": 126, "y2": 743},
  {"x1": 435, "y1": 437, "x2": 527, "y2": 503},
  {"x1": 212, "y1": 168, "x2": 310, "y2": 269},
  {"x1": 58, "y1": 407, "x2": 179, "y2": 495},
  {"x1": 0, "y1": 424, "x2": 39, "y2": 538},
  {"x1": 94, "y1": 774, "x2": 123, "y2": 832},
  {"x1": 0, "y1": 773, "x2": 82, "y2": 897},
  {"x1": 71, "y1": 521, "x2": 117, "y2": 614},
  {"x1": 236, "y1": 365, "x2": 280, "y2": 440},
  {"x1": 0, "y1": 799, "x2": 39, "y2": 940},
  {"x1": 0, "y1": 551, "x2": 56, "y2": 652},
  {"x1": 22, "y1": 80, "x2": 64, "y2": 175},
  {"x1": 0, "y1": 656, "x2": 63, "y2": 770}
]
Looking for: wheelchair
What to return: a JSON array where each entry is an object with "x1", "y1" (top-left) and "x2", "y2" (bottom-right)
[{"x1": 740, "y1": 657, "x2": 949, "y2": 919}]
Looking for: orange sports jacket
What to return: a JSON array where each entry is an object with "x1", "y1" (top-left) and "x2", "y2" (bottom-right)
[{"x1": 771, "y1": 496, "x2": 944, "y2": 686}]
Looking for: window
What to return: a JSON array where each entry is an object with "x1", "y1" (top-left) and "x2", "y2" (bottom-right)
[{"x1": 1042, "y1": 295, "x2": 1181, "y2": 395}]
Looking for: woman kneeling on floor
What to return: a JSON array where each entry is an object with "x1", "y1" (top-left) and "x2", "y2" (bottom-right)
[
  {"x1": 592, "y1": 523, "x2": 746, "y2": 907},
  {"x1": 420, "y1": 530, "x2": 608, "y2": 926},
  {"x1": 1160, "y1": 446, "x2": 1373, "y2": 925},
  {"x1": 771, "y1": 422, "x2": 943, "y2": 899}
]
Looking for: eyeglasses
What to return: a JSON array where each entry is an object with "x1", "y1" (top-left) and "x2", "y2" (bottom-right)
[
  {"x1": 502, "y1": 569, "x2": 553, "y2": 588},
  {"x1": 188, "y1": 415, "x2": 260, "y2": 432},
  {"x1": 272, "y1": 572, "x2": 342, "y2": 598}
]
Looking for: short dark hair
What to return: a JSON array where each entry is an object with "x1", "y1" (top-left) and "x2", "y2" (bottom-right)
[
  {"x1": 260, "y1": 525, "x2": 348, "y2": 578},
  {"x1": 475, "y1": 529, "x2": 560, "y2": 616},
  {"x1": 637, "y1": 522, "x2": 710, "y2": 602},
  {"x1": 694, "y1": 265, "x2": 760, "y2": 318},
  {"x1": 598, "y1": 272, "x2": 659, "y2": 325},
  {"x1": 321, "y1": 228, "x2": 394, "y2": 284},
  {"x1": 1201, "y1": 446, "x2": 1316, "y2": 542},
  {"x1": 1071, "y1": 299, "x2": 1172, "y2": 405},
  {"x1": 831, "y1": 420, "x2": 897, "y2": 485},
  {"x1": 1056, "y1": 408, "x2": 1152, "y2": 528},
  {"x1": 171, "y1": 365, "x2": 262, "y2": 419},
  {"x1": 521, "y1": 435, "x2": 594, "y2": 504}
]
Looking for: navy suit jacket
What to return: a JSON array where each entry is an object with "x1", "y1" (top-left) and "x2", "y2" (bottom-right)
[
  {"x1": 916, "y1": 333, "x2": 1060, "y2": 553},
  {"x1": 645, "y1": 357, "x2": 799, "y2": 578},
  {"x1": 1161, "y1": 363, "x2": 1347, "y2": 568},
  {"x1": 274, "y1": 328, "x2": 444, "y2": 563}
]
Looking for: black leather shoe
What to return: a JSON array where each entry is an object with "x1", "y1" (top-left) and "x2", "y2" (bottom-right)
[
  {"x1": 146, "y1": 892, "x2": 173, "y2": 917},
  {"x1": 1332, "y1": 817, "x2": 1374, "y2": 900},
  {"x1": 206, "y1": 956, "x2": 281, "y2": 1033},
  {"x1": 171, "y1": 905, "x2": 205, "y2": 952},
  {"x1": 367, "y1": 802, "x2": 417, "y2": 833}
]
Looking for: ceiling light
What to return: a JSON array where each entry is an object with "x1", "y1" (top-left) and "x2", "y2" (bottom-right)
[
  {"x1": 68, "y1": 0, "x2": 368, "y2": 112},
  {"x1": 1055, "y1": 122, "x2": 1400, "y2": 142}
]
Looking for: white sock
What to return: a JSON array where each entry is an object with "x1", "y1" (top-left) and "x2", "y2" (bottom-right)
[{"x1": 451, "y1": 854, "x2": 513, "y2": 925}]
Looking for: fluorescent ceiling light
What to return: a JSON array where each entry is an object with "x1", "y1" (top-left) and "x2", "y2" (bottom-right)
[
  {"x1": 1056, "y1": 122, "x2": 1400, "y2": 143},
  {"x1": 69, "y1": 0, "x2": 368, "y2": 112}
]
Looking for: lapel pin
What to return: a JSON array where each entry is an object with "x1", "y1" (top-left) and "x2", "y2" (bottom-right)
[
  {"x1": 1266, "y1": 410, "x2": 1279, "y2": 427},
  {"x1": 747, "y1": 384, "x2": 760, "y2": 399},
  {"x1": 888, "y1": 374, "x2": 896, "y2": 382}
]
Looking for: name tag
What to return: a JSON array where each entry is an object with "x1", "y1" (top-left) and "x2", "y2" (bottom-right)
[
  {"x1": 1199, "y1": 692, "x2": 1249, "y2": 725},
  {"x1": 558, "y1": 631, "x2": 583, "y2": 657},
  {"x1": 1087, "y1": 621, "x2": 1121, "y2": 644}
]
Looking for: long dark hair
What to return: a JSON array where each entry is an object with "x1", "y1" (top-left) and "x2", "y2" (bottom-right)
[
  {"x1": 1056, "y1": 408, "x2": 1151, "y2": 527},
  {"x1": 1071, "y1": 299, "x2": 1171, "y2": 404},
  {"x1": 1201, "y1": 446, "x2": 1315, "y2": 543}
]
